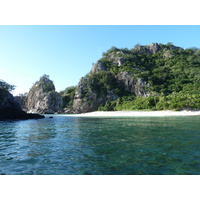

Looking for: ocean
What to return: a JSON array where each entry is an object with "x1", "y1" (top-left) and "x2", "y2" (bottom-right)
[{"x1": 0, "y1": 115, "x2": 200, "y2": 175}]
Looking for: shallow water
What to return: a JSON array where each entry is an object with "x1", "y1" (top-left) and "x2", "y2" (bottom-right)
[{"x1": 0, "y1": 116, "x2": 200, "y2": 175}]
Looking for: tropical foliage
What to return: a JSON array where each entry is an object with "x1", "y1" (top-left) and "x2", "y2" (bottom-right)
[
  {"x1": 60, "y1": 86, "x2": 77, "y2": 108},
  {"x1": 97, "y1": 43, "x2": 200, "y2": 111},
  {"x1": 0, "y1": 80, "x2": 15, "y2": 92}
]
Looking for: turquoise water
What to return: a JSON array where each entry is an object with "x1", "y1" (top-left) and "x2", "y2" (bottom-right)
[{"x1": 0, "y1": 116, "x2": 200, "y2": 175}]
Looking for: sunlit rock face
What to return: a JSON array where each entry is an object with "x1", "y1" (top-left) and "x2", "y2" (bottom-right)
[
  {"x1": 71, "y1": 70, "x2": 150, "y2": 114},
  {"x1": 26, "y1": 75, "x2": 62, "y2": 114},
  {"x1": 115, "y1": 72, "x2": 150, "y2": 97},
  {"x1": 134, "y1": 43, "x2": 161, "y2": 55},
  {"x1": 71, "y1": 46, "x2": 154, "y2": 114}
]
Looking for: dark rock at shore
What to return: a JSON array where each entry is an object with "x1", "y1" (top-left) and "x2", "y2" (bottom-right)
[{"x1": 0, "y1": 90, "x2": 44, "y2": 121}]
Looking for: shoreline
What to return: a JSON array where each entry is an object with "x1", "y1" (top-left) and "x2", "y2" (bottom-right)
[{"x1": 60, "y1": 110, "x2": 200, "y2": 117}]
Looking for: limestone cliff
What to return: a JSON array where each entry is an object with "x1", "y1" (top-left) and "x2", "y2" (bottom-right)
[
  {"x1": 133, "y1": 42, "x2": 183, "y2": 55},
  {"x1": 72, "y1": 73, "x2": 119, "y2": 113},
  {"x1": 71, "y1": 43, "x2": 181, "y2": 113},
  {"x1": 71, "y1": 71, "x2": 151, "y2": 113},
  {"x1": 71, "y1": 52, "x2": 151, "y2": 113},
  {"x1": 115, "y1": 72, "x2": 150, "y2": 97},
  {"x1": 51, "y1": 42, "x2": 192, "y2": 113},
  {"x1": 90, "y1": 61, "x2": 108, "y2": 73},
  {"x1": 133, "y1": 43, "x2": 161, "y2": 55},
  {"x1": 26, "y1": 75, "x2": 62, "y2": 114}
]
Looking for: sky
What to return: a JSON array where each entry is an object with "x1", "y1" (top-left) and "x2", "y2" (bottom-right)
[{"x1": 1, "y1": 25, "x2": 200, "y2": 95}]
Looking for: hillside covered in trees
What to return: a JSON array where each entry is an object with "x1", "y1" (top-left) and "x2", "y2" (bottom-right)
[{"x1": 60, "y1": 42, "x2": 200, "y2": 113}]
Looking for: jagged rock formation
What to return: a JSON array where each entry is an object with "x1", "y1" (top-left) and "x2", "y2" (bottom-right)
[
  {"x1": 0, "y1": 90, "x2": 44, "y2": 120},
  {"x1": 15, "y1": 42, "x2": 197, "y2": 114},
  {"x1": 72, "y1": 74, "x2": 119, "y2": 113},
  {"x1": 134, "y1": 43, "x2": 161, "y2": 55},
  {"x1": 71, "y1": 50, "x2": 152, "y2": 113},
  {"x1": 115, "y1": 72, "x2": 150, "y2": 97},
  {"x1": 26, "y1": 75, "x2": 62, "y2": 114},
  {"x1": 4, "y1": 43, "x2": 200, "y2": 115},
  {"x1": 133, "y1": 42, "x2": 183, "y2": 55},
  {"x1": 71, "y1": 43, "x2": 186, "y2": 113},
  {"x1": 90, "y1": 61, "x2": 108, "y2": 73},
  {"x1": 71, "y1": 71, "x2": 151, "y2": 113}
]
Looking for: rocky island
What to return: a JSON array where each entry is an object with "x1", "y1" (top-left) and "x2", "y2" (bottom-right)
[
  {"x1": 63, "y1": 43, "x2": 200, "y2": 113},
  {"x1": 12, "y1": 43, "x2": 200, "y2": 115}
]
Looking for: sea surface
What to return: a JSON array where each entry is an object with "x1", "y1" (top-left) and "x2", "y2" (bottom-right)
[{"x1": 0, "y1": 115, "x2": 200, "y2": 175}]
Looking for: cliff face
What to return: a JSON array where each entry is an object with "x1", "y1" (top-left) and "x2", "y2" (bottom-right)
[
  {"x1": 133, "y1": 42, "x2": 183, "y2": 55},
  {"x1": 71, "y1": 51, "x2": 151, "y2": 113},
  {"x1": 115, "y1": 72, "x2": 150, "y2": 97},
  {"x1": 13, "y1": 42, "x2": 196, "y2": 114},
  {"x1": 134, "y1": 43, "x2": 161, "y2": 55},
  {"x1": 72, "y1": 74, "x2": 119, "y2": 113},
  {"x1": 0, "y1": 90, "x2": 44, "y2": 120},
  {"x1": 71, "y1": 43, "x2": 186, "y2": 113},
  {"x1": 90, "y1": 61, "x2": 108, "y2": 73},
  {"x1": 71, "y1": 72, "x2": 150, "y2": 113},
  {"x1": 26, "y1": 75, "x2": 62, "y2": 114}
]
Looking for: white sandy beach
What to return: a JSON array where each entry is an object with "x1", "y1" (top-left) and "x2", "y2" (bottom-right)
[{"x1": 67, "y1": 110, "x2": 200, "y2": 117}]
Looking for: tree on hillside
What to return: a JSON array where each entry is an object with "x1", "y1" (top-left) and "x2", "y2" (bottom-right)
[
  {"x1": 41, "y1": 74, "x2": 50, "y2": 80},
  {"x1": 0, "y1": 79, "x2": 15, "y2": 92},
  {"x1": 166, "y1": 42, "x2": 173, "y2": 46},
  {"x1": 134, "y1": 43, "x2": 141, "y2": 48}
]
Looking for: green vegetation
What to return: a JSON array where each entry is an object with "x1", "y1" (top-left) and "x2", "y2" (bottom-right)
[
  {"x1": 39, "y1": 74, "x2": 56, "y2": 92},
  {"x1": 81, "y1": 71, "x2": 121, "y2": 99},
  {"x1": 94, "y1": 43, "x2": 200, "y2": 111},
  {"x1": 103, "y1": 44, "x2": 200, "y2": 95},
  {"x1": 98, "y1": 92, "x2": 200, "y2": 111},
  {"x1": 43, "y1": 81, "x2": 55, "y2": 92},
  {"x1": 0, "y1": 80, "x2": 15, "y2": 92},
  {"x1": 0, "y1": 80, "x2": 15, "y2": 103},
  {"x1": 60, "y1": 86, "x2": 77, "y2": 108}
]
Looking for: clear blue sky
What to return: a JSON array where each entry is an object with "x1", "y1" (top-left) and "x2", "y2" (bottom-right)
[{"x1": 1, "y1": 25, "x2": 200, "y2": 95}]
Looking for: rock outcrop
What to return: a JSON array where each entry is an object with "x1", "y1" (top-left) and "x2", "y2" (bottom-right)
[
  {"x1": 71, "y1": 69, "x2": 151, "y2": 113},
  {"x1": 71, "y1": 43, "x2": 158, "y2": 113},
  {"x1": 90, "y1": 61, "x2": 108, "y2": 73},
  {"x1": 134, "y1": 43, "x2": 161, "y2": 55},
  {"x1": 56, "y1": 43, "x2": 191, "y2": 113},
  {"x1": 72, "y1": 72, "x2": 151, "y2": 113},
  {"x1": 134, "y1": 43, "x2": 183, "y2": 56},
  {"x1": 72, "y1": 73, "x2": 119, "y2": 114},
  {"x1": 26, "y1": 75, "x2": 62, "y2": 114},
  {"x1": 0, "y1": 90, "x2": 44, "y2": 121},
  {"x1": 115, "y1": 72, "x2": 150, "y2": 97}
]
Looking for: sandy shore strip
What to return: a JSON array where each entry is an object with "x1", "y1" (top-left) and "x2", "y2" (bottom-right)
[{"x1": 66, "y1": 110, "x2": 200, "y2": 117}]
